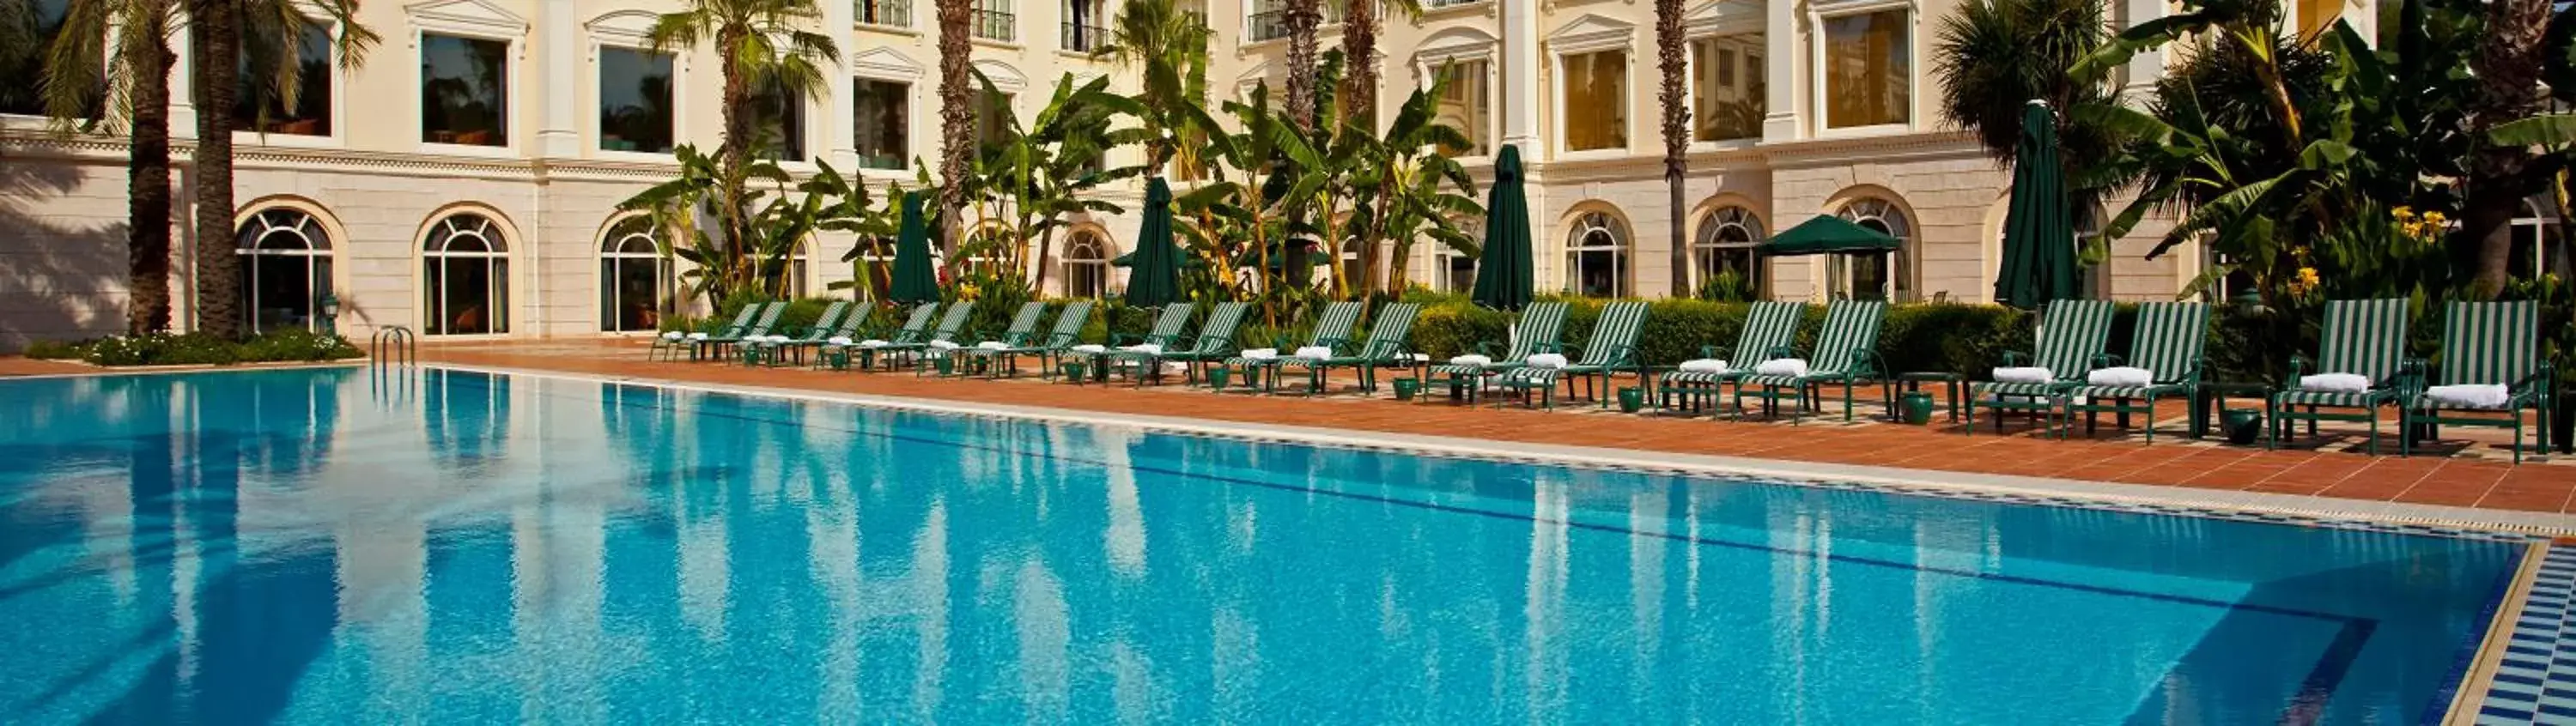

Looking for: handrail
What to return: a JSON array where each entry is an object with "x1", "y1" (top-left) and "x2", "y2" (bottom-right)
[{"x1": 370, "y1": 325, "x2": 416, "y2": 366}]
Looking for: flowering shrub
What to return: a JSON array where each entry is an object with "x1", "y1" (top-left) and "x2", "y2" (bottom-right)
[{"x1": 25, "y1": 330, "x2": 362, "y2": 366}]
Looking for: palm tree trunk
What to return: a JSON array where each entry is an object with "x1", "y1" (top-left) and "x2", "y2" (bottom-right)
[
  {"x1": 1336, "y1": 0, "x2": 1374, "y2": 126},
  {"x1": 128, "y1": 10, "x2": 174, "y2": 334},
  {"x1": 1656, "y1": 0, "x2": 1688, "y2": 297},
  {"x1": 191, "y1": 0, "x2": 242, "y2": 338},
  {"x1": 716, "y1": 32, "x2": 751, "y2": 299},
  {"x1": 936, "y1": 0, "x2": 975, "y2": 256},
  {"x1": 1281, "y1": 0, "x2": 1319, "y2": 131},
  {"x1": 2464, "y1": 0, "x2": 2548, "y2": 295}
]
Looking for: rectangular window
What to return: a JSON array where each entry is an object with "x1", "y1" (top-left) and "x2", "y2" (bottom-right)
[
  {"x1": 237, "y1": 21, "x2": 334, "y2": 136},
  {"x1": 421, "y1": 33, "x2": 510, "y2": 146},
  {"x1": 1431, "y1": 59, "x2": 1490, "y2": 157},
  {"x1": 750, "y1": 81, "x2": 805, "y2": 160},
  {"x1": 2297, "y1": 0, "x2": 2340, "y2": 37},
  {"x1": 1822, "y1": 9, "x2": 1910, "y2": 129},
  {"x1": 973, "y1": 0, "x2": 1015, "y2": 41},
  {"x1": 853, "y1": 79, "x2": 908, "y2": 169},
  {"x1": 598, "y1": 47, "x2": 674, "y2": 154},
  {"x1": 856, "y1": 0, "x2": 912, "y2": 27},
  {"x1": 976, "y1": 90, "x2": 1013, "y2": 148},
  {"x1": 1062, "y1": 0, "x2": 1105, "y2": 51},
  {"x1": 1692, "y1": 34, "x2": 1764, "y2": 141},
  {"x1": 1560, "y1": 50, "x2": 1626, "y2": 152}
]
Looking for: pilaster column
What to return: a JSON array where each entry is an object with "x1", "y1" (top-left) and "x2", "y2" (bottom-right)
[
  {"x1": 1759, "y1": 1, "x2": 1797, "y2": 142},
  {"x1": 1498, "y1": 0, "x2": 1540, "y2": 153},
  {"x1": 822, "y1": 0, "x2": 860, "y2": 170},
  {"x1": 534, "y1": 0, "x2": 580, "y2": 156},
  {"x1": 167, "y1": 26, "x2": 197, "y2": 138},
  {"x1": 2119, "y1": 0, "x2": 2163, "y2": 103}
]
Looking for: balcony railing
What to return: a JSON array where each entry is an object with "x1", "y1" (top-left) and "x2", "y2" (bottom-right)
[
  {"x1": 856, "y1": 0, "x2": 910, "y2": 27},
  {"x1": 1244, "y1": 4, "x2": 1341, "y2": 42},
  {"x1": 1061, "y1": 21, "x2": 1107, "y2": 51},
  {"x1": 972, "y1": 8, "x2": 1016, "y2": 41}
]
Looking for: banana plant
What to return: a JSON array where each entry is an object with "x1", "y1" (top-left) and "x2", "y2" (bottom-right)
[
  {"x1": 1344, "y1": 76, "x2": 1481, "y2": 297},
  {"x1": 617, "y1": 143, "x2": 796, "y2": 306}
]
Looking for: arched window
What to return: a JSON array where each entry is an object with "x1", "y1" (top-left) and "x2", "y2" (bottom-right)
[
  {"x1": 1832, "y1": 198, "x2": 1912, "y2": 302},
  {"x1": 598, "y1": 216, "x2": 672, "y2": 332},
  {"x1": 852, "y1": 235, "x2": 897, "y2": 300},
  {"x1": 1564, "y1": 210, "x2": 1629, "y2": 297},
  {"x1": 781, "y1": 239, "x2": 811, "y2": 298},
  {"x1": 2512, "y1": 197, "x2": 2566, "y2": 280},
  {"x1": 1061, "y1": 231, "x2": 1111, "y2": 299},
  {"x1": 236, "y1": 208, "x2": 335, "y2": 333},
  {"x1": 422, "y1": 212, "x2": 511, "y2": 335},
  {"x1": 1691, "y1": 206, "x2": 1765, "y2": 300}
]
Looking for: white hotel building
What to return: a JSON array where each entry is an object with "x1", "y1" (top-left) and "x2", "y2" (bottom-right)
[{"x1": 0, "y1": 0, "x2": 2381, "y2": 348}]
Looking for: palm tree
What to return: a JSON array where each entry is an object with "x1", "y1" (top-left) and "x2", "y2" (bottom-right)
[
  {"x1": 934, "y1": 0, "x2": 974, "y2": 250},
  {"x1": 1653, "y1": 0, "x2": 1686, "y2": 296},
  {"x1": 1937, "y1": 0, "x2": 2123, "y2": 249},
  {"x1": 1093, "y1": 0, "x2": 1212, "y2": 176},
  {"x1": 648, "y1": 0, "x2": 837, "y2": 265},
  {"x1": 1333, "y1": 0, "x2": 1421, "y2": 126},
  {"x1": 1281, "y1": 0, "x2": 1321, "y2": 130},
  {"x1": 42, "y1": 0, "x2": 173, "y2": 333},
  {"x1": 184, "y1": 0, "x2": 372, "y2": 338},
  {"x1": 2461, "y1": 0, "x2": 2552, "y2": 294}
]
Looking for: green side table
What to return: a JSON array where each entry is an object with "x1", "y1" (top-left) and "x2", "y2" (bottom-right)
[{"x1": 1895, "y1": 372, "x2": 1965, "y2": 422}]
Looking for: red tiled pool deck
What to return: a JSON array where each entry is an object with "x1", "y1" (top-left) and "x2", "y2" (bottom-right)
[{"x1": 10, "y1": 338, "x2": 2573, "y2": 517}]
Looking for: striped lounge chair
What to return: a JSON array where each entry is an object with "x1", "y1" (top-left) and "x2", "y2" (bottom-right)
[
  {"x1": 1231, "y1": 301, "x2": 1366, "y2": 393},
  {"x1": 1277, "y1": 303, "x2": 1420, "y2": 396},
  {"x1": 658, "y1": 304, "x2": 757, "y2": 361},
  {"x1": 1124, "y1": 301, "x2": 1255, "y2": 386},
  {"x1": 742, "y1": 300, "x2": 850, "y2": 366},
  {"x1": 939, "y1": 301, "x2": 1048, "y2": 377},
  {"x1": 1660, "y1": 300, "x2": 1801, "y2": 414},
  {"x1": 1732, "y1": 299, "x2": 1886, "y2": 424},
  {"x1": 1493, "y1": 300, "x2": 1649, "y2": 410},
  {"x1": 963, "y1": 299, "x2": 1093, "y2": 378},
  {"x1": 1967, "y1": 299, "x2": 2115, "y2": 435},
  {"x1": 1063, "y1": 304, "x2": 1194, "y2": 384},
  {"x1": 2062, "y1": 301, "x2": 2208, "y2": 444},
  {"x1": 2268, "y1": 299, "x2": 2414, "y2": 455},
  {"x1": 2401, "y1": 300, "x2": 2554, "y2": 463},
  {"x1": 692, "y1": 302, "x2": 785, "y2": 361},
  {"x1": 1425, "y1": 301, "x2": 1568, "y2": 403},
  {"x1": 821, "y1": 302, "x2": 936, "y2": 370}
]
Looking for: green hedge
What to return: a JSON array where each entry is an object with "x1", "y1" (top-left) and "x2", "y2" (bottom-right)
[{"x1": 29, "y1": 329, "x2": 363, "y2": 366}]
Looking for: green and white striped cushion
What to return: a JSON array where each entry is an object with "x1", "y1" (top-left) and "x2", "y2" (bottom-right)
[
  {"x1": 2438, "y1": 300, "x2": 2537, "y2": 386},
  {"x1": 926, "y1": 301, "x2": 976, "y2": 342},
  {"x1": 2122, "y1": 301, "x2": 2208, "y2": 383},
  {"x1": 1732, "y1": 300, "x2": 1803, "y2": 363},
  {"x1": 1282, "y1": 303, "x2": 1419, "y2": 368},
  {"x1": 1311, "y1": 301, "x2": 1366, "y2": 348},
  {"x1": 1428, "y1": 302, "x2": 1568, "y2": 374},
  {"x1": 2315, "y1": 299, "x2": 2409, "y2": 382},
  {"x1": 1174, "y1": 302, "x2": 1254, "y2": 357},
  {"x1": 1576, "y1": 301, "x2": 1649, "y2": 366},
  {"x1": 1801, "y1": 299, "x2": 1885, "y2": 377},
  {"x1": 2032, "y1": 299, "x2": 2114, "y2": 378},
  {"x1": 998, "y1": 302, "x2": 1048, "y2": 342}
]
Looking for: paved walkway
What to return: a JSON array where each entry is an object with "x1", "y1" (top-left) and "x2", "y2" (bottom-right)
[{"x1": 374, "y1": 337, "x2": 2576, "y2": 517}]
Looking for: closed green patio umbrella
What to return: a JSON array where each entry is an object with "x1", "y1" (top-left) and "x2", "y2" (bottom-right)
[
  {"x1": 1994, "y1": 100, "x2": 2077, "y2": 310},
  {"x1": 886, "y1": 191, "x2": 939, "y2": 304},
  {"x1": 1122, "y1": 178, "x2": 1183, "y2": 307},
  {"x1": 1471, "y1": 144, "x2": 1534, "y2": 312}
]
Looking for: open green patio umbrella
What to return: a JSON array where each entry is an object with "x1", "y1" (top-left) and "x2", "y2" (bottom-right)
[
  {"x1": 1759, "y1": 215, "x2": 1901, "y2": 257},
  {"x1": 887, "y1": 191, "x2": 939, "y2": 304},
  {"x1": 1471, "y1": 144, "x2": 1534, "y2": 312},
  {"x1": 1994, "y1": 100, "x2": 2077, "y2": 310},
  {"x1": 1122, "y1": 178, "x2": 1183, "y2": 307}
]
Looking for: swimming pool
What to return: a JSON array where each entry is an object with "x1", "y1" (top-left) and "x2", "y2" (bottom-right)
[{"x1": 0, "y1": 366, "x2": 2525, "y2": 723}]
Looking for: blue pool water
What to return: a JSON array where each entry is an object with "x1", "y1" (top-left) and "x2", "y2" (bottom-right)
[{"x1": 0, "y1": 367, "x2": 2524, "y2": 724}]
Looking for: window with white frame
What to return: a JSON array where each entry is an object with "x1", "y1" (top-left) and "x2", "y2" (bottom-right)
[
  {"x1": 1564, "y1": 211, "x2": 1630, "y2": 297},
  {"x1": 1692, "y1": 206, "x2": 1765, "y2": 299},
  {"x1": 2512, "y1": 197, "x2": 2567, "y2": 280},
  {"x1": 858, "y1": 0, "x2": 912, "y2": 27},
  {"x1": 422, "y1": 33, "x2": 511, "y2": 146},
  {"x1": 422, "y1": 212, "x2": 512, "y2": 335},
  {"x1": 598, "y1": 46, "x2": 674, "y2": 153},
  {"x1": 1246, "y1": 0, "x2": 1343, "y2": 42},
  {"x1": 237, "y1": 208, "x2": 337, "y2": 333},
  {"x1": 599, "y1": 215, "x2": 672, "y2": 331},
  {"x1": 238, "y1": 21, "x2": 337, "y2": 136},
  {"x1": 1831, "y1": 198, "x2": 1911, "y2": 301},
  {"x1": 1818, "y1": 6, "x2": 1909, "y2": 130},
  {"x1": 1437, "y1": 220, "x2": 1479, "y2": 293},
  {"x1": 1062, "y1": 231, "x2": 1112, "y2": 298},
  {"x1": 1429, "y1": 59, "x2": 1492, "y2": 157},
  {"x1": 1690, "y1": 33, "x2": 1764, "y2": 142},
  {"x1": 853, "y1": 78, "x2": 908, "y2": 169},
  {"x1": 748, "y1": 79, "x2": 806, "y2": 160}
]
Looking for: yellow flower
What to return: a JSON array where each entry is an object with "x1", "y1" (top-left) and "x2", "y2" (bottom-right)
[
  {"x1": 2421, "y1": 210, "x2": 2446, "y2": 227},
  {"x1": 2289, "y1": 267, "x2": 2321, "y2": 295},
  {"x1": 958, "y1": 282, "x2": 981, "y2": 300},
  {"x1": 2391, "y1": 206, "x2": 2415, "y2": 221}
]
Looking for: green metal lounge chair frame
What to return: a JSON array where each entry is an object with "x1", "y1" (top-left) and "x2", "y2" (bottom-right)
[
  {"x1": 1660, "y1": 300, "x2": 1801, "y2": 414},
  {"x1": 791, "y1": 304, "x2": 875, "y2": 366},
  {"x1": 821, "y1": 302, "x2": 938, "y2": 370},
  {"x1": 659, "y1": 305, "x2": 757, "y2": 360},
  {"x1": 1276, "y1": 303, "x2": 1420, "y2": 396},
  {"x1": 964, "y1": 299, "x2": 1094, "y2": 378},
  {"x1": 1966, "y1": 299, "x2": 2114, "y2": 435},
  {"x1": 1061, "y1": 304, "x2": 1195, "y2": 384},
  {"x1": 2401, "y1": 300, "x2": 2554, "y2": 463},
  {"x1": 1425, "y1": 301, "x2": 1568, "y2": 404},
  {"x1": 1131, "y1": 301, "x2": 1255, "y2": 386},
  {"x1": 887, "y1": 301, "x2": 976, "y2": 374},
  {"x1": 1231, "y1": 301, "x2": 1367, "y2": 393},
  {"x1": 743, "y1": 300, "x2": 849, "y2": 366},
  {"x1": 2061, "y1": 301, "x2": 2208, "y2": 444},
  {"x1": 692, "y1": 302, "x2": 785, "y2": 361},
  {"x1": 1732, "y1": 299, "x2": 1887, "y2": 424},
  {"x1": 2266, "y1": 299, "x2": 2415, "y2": 455},
  {"x1": 940, "y1": 301, "x2": 1047, "y2": 377},
  {"x1": 1492, "y1": 300, "x2": 1649, "y2": 410}
]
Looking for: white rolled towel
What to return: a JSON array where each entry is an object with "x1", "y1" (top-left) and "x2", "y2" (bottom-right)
[
  {"x1": 928, "y1": 340, "x2": 959, "y2": 350},
  {"x1": 686, "y1": 332, "x2": 710, "y2": 341},
  {"x1": 1448, "y1": 354, "x2": 1493, "y2": 366},
  {"x1": 2425, "y1": 384, "x2": 2510, "y2": 409},
  {"x1": 1294, "y1": 345, "x2": 1334, "y2": 360},
  {"x1": 976, "y1": 341, "x2": 1011, "y2": 350},
  {"x1": 1754, "y1": 358, "x2": 1808, "y2": 378},
  {"x1": 1070, "y1": 343, "x2": 1109, "y2": 354},
  {"x1": 857, "y1": 339, "x2": 890, "y2": 348},
  {"x1": 1526, "y1": 353, "x2": 1570, "y2": 369},
  {"x1": 1992, "y1": 366, "x2": 2053, "y2": 384},
  {"x1": 765, "y1": 335, "x2": 792, "y2": 344},
  {"x1": 662, "y1": 330, "x2": 685, "y2": 341},
  {"x1": 2299, "y1": 372, "x2": 2371, "y2": 393},
  {"x1": 826, "y1": 336, "x2": 854, "y2": 346},
  {"x1": 1679, "y1": 359, "x2": 1729, "y2": 373},
  {"x1": 1121, "y1": 342, "x2": 1163, "y2": 354},
  {"x1": 2087, "y1": 366, "x2": 2154, "y2": 386},
  {"x1": 1237, "y1": 348, "x2": 1277, "y2": 360}
]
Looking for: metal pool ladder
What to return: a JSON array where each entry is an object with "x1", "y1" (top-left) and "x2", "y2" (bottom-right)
[{"x1": 370, "y1": 325, "x2": 416, "y2": 366}]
